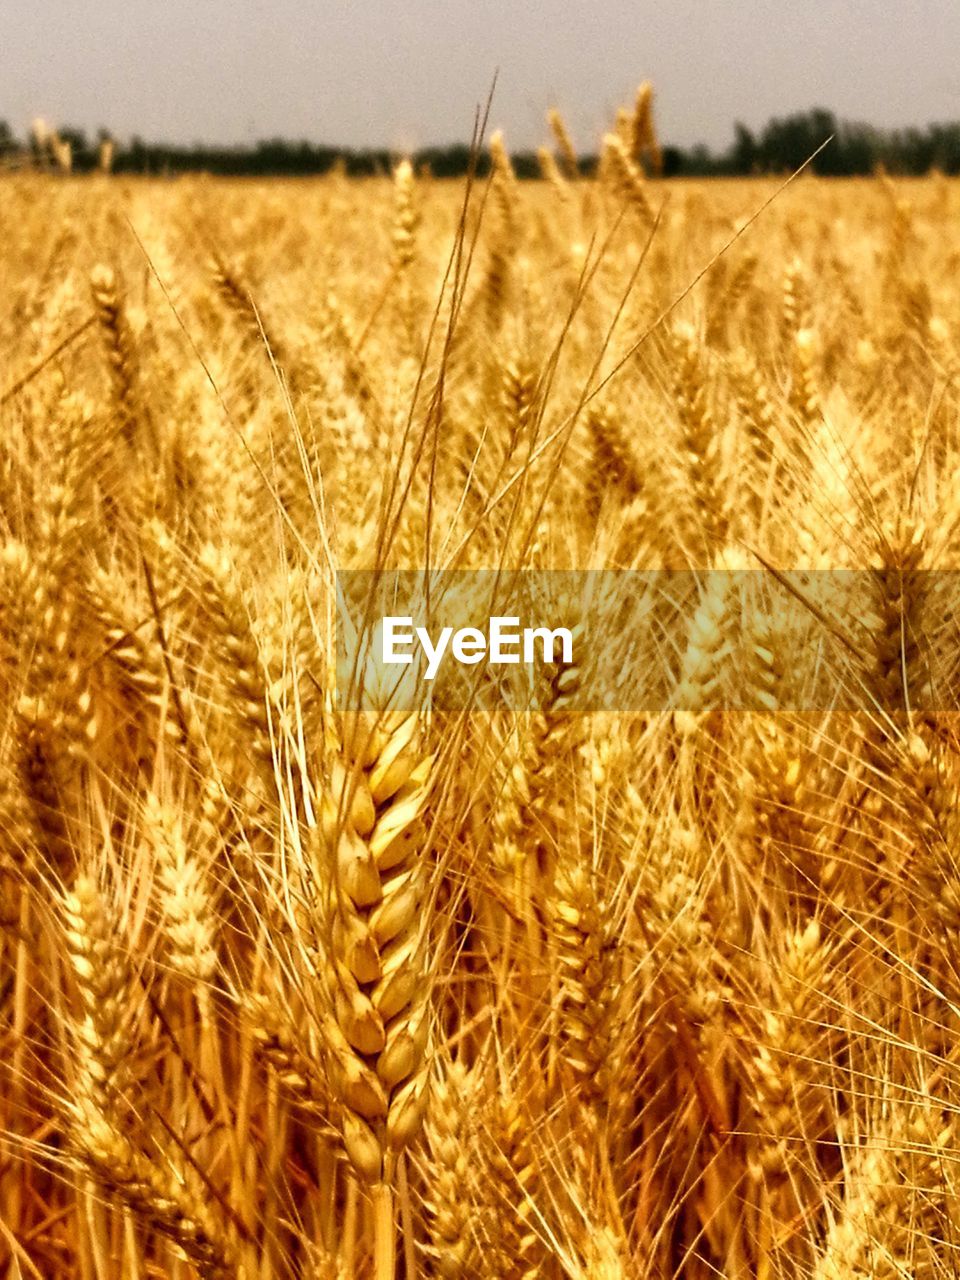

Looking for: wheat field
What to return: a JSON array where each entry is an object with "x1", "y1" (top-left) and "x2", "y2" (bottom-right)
[{"x1": 3, "y1": 97, "x2": 960, "y2": 1279}]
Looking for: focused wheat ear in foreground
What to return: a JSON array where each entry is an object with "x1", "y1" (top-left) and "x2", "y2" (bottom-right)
[{"x1": 2, "y1": 85, "x2": 960, "y2": 1280}]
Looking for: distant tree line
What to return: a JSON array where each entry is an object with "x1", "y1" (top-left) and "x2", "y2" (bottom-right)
[
  {"x1": 4, "y1": 109, "x2": 960, "y2": 177},
  {"x1": 662, "y1": 109, "x2": 960, "y2": 177}
]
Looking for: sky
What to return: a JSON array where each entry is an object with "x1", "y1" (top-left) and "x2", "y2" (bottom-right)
[{"x1": 4, "y1": 1, "x2": 960, "y2": 154}]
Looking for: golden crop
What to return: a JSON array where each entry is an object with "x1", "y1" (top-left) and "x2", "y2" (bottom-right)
[{"x1": 2, "y1": 101, "x2": 960, "y2": 1278}]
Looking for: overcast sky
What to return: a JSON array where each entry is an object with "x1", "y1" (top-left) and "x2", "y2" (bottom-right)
[{"x1": 4, "y1": 1, "x2": 960, "y2": 153}]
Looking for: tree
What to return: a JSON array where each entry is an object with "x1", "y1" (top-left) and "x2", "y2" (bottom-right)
[
  {"x1": 731, "y1": 122, "x2": 756, "y2": 174},
  {"x1": 757, "y1": 108, "x2": 837, "y2": 174}
]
